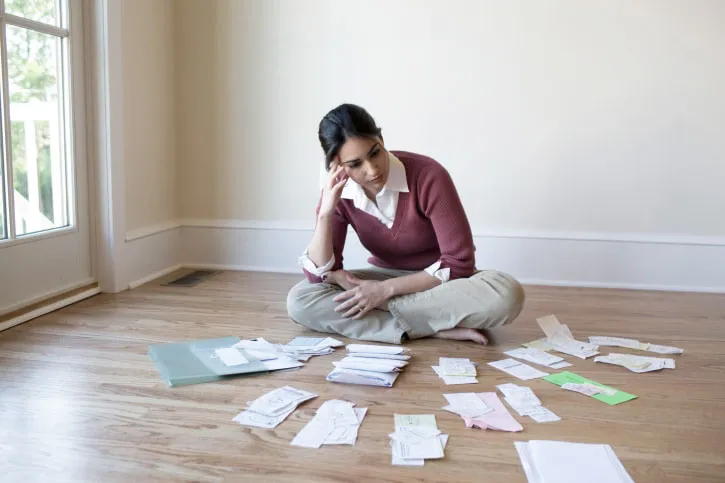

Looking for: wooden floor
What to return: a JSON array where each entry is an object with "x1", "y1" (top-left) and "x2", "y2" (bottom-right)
[{"x1": 1, "y1": 270, "x2": 725, "y2": 482}]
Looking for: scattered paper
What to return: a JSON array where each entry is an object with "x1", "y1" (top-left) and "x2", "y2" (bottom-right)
[
  {"x1": 232, "y1": 337, "x2": 325, "y2": 370},
  {"x1": 233, "y1": 386, "x2": 317, "y2": 428},
  {"x1": 288, "y1": 337, "x2": 325, "y2": 347},
  {"x1": 214, "y1": 347, "x2": 249, "y2": 366},
  {"x1": 497, "y1": 383, "x2": 560, "y2": 423},
  {"x1": 432, "y1": 365, "x2": 478, "y2": 385},
  {"x1": 523, "y1": 338, "x2": 556, "y2": 351},
  {"x1": 347, "y1": 344, "x2": 406, "y2": 355},
  {"x1": 549, "y1": 361, "x2": 573, "y2": 369},
  {"x1": 594, "y1": 353, "x2": 675, "y2": 373},
  {"x1": 488, "y1": 358, "x2": 549, "y2": 380},
  {"x1": 291, "y1": 399, "x2": 367, "y2": 448},
  {"x1": 544, "y1": 371, "x2": 637, "y2": 405},
  {"x1": 442, "y1": 393, "x2": 494, "y2": 418},
  {"x1": 588, "y1": 336, "x2": 684, "y2": 355},
  {"x1": 536, "y1": 315, "x2": 599, "y2": 359},
  {"x1": 504, "y1": 347, "x2": 566, "y2": 367},
  {"x1": 515, "y1": 440, "x2": 635, "y2": 483},
  {"x1": 562, "y1": 382, "x2": 616, "y2": 397},
  {"x1": 390, "y1": 414, "x2": 447, "y2": 465},
  {"x1": 327, "y1": 344, "x2": 410, "y2": 387},
  {"x1": 439, "y1": 357, "x2": 477, "y2": 377},
  {"x1": 448, "y1": 392, "x2": 523, "y2": 432}
]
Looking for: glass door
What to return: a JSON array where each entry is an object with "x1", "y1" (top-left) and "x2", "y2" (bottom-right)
[{"x1": 0, "y1": 0, "x2": 94, "y2": 319}]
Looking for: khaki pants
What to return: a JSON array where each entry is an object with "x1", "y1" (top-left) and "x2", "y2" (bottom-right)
[{"x1": 286, "y1": 267, "x2": 525, "y2": 344}]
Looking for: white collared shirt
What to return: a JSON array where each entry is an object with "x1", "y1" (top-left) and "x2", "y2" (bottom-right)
[{"x1": 299, "y1": 153, "x2": 450, "y2": 282}]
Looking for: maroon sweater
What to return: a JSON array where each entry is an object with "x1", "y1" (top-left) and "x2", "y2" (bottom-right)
[{"x1": 303, "y1": 150, "x2": 476, "y2": 283}]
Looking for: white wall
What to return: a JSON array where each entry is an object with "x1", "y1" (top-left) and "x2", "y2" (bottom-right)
[
  {"x1": 121, "y1": 0, "x2": 178, "y2": 235},
  {"x1": 123, "y1": 0, "x2": 725, "y2": 292},
  {"x1": 175, "y1": 0, "x2": 725, "y2": 238}
]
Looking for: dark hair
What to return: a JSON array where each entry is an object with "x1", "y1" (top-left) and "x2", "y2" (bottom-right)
[{"x1": 318, "y1": 103, "x2": 382, "y2": 170}]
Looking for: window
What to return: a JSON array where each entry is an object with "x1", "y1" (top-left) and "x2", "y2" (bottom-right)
[{"x1": 0, "y1": 0, "x2": 72, "y2": 240}]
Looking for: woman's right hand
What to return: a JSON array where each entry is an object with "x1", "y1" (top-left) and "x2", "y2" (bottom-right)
[{"x1": 319, "y1": 162, "x2": 348, "y2": 217}]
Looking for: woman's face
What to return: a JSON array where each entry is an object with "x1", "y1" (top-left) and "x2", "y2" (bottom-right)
[{"x1": 335, "y1": 136, "x2": 390, "y2": 196}]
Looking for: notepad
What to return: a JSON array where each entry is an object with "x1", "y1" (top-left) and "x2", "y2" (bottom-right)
[{"x1": 515, "y1": 440, "x2": 634, "y2": 483}]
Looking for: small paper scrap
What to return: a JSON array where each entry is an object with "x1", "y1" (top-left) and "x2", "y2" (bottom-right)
[
  {"x1": 589, "y1": 336, "x2": 684, "y2": 355},
  {"x1": 562, "y1": 382, "x2": 616, "y2": 397},
  {"x1": 594, "y1": 353, "x2": 675, "y2": 373},
  {"x1": 233, "y1": 386, "x2": 317, "y2": 428},
  {"x1": 452, "y1": 392, "x2": 524, "y2": 432},
  {"x1": 488, "y1": 358, "x2": 549, "y2": 380},
  {"x1": 504, "y1": 347, "x2": 571, "y2": 369},
  {"x1": 432, "y1": 365, "x2": 478, "y2": 385},
  {"x1": 439, "y1": 357, "x2": 477, "y2": 377},
  {"x1": 390, "y1": 414, "x2": 448, "y2": 465},
  {"x1": 535, "y1": 315, "x2": 599, "y2": 359},
  {"x1": 497, "y1": 383, "x2": 560, "y2": 423},
  {"x1": 291, "y1": 399, "x2": 367, "y2": 448},
  {"x1": 442, "y1": 392, "x2": 494, "y2": 419},
  {"x1": 543, "y1": 371, "x2": 637, "y2": 405}
]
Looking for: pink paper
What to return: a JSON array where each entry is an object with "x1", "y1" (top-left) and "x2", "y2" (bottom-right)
[{"x1": 462, "y1": 392, "x2": 523, "y2": 432}]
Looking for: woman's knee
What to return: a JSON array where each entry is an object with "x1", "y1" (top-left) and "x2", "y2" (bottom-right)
[{"x1": 286, "y1": 280, "x2": 312, "y2": 325}]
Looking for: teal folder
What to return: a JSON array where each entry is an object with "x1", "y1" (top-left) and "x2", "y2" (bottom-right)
[{"x1": 148, "y1": 336, "x2": 269, "y2": 387}]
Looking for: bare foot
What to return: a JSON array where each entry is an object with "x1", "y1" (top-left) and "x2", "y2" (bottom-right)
[{"x1": 432, "y1": 327, "x2": 489, "y2": 345}]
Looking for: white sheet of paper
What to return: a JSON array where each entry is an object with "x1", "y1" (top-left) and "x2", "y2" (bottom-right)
[
  {"x1": 214, "y1": 347, "x2": 249, "y2": 366},
  {"x1": 290, "y1": 419, "x2": 336, "y2": 448},
  {"x1": 390, "y1": 428, "x2": 444, "y2": 460},
  {"x1": 347, "y1": 344, "x2": 404, "y2": 354},
  {"x1": 246, "y1": 386, "x2": 317, "y2": 417},
  {"x1": 527, "y1": 407, "x2": 561, "y2": 423},
  {"x1": 233, "y1": 406, "x2": 294, "y2": 428},
  {"x1": 432, "y1": 366, "x2": 478, "y2": 385},
  {"x1": 443, "y1": 393, "x2": 492, "y2": 418},
  {"x1": 549, "y1": 360, "x2": 573, "y2": 369},
  {"x1": 488, "y1": 359, "x2": 549, "y2": 380},
  {"x1": 348, "y1": 352, "x2": 411, "y2": 361},
  {"x1": 316, "y1": 400, "x2": 359, "y2": 427},
  {"x1": 504, "y1": 348, "x2": 564, "y2": 367},
  {"x1": 521, "y1": 440, "x2": 635, "y2": 483},
  {"x1": 647, "y1": 343, "x2": 684, "y2": 354},
  {"x1": 439, "y1": 357, "x2": 476, "y2": 376},
  {"x1": 324, "y1": 408, "x2": 367, "y2": 445},
  {"x1": 496, "y1": 383, "x2": 542, "y2": 408},
  {"x1": 318, "y1": 337, "x2": 345, "y2": 348}
]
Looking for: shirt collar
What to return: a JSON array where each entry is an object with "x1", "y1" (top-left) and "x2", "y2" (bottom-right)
[{"x1": 341, "y1": 151, "x2": 409, "y2": 199}]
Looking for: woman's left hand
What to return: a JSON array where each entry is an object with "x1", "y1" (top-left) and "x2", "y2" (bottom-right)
[{"x1": 333, "y1": 279, "x2": 392, "y2": 319}]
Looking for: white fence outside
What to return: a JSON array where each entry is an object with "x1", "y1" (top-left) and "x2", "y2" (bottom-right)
[{"x1": 8, "y1": 100, "x2": 65, "y2": 235}]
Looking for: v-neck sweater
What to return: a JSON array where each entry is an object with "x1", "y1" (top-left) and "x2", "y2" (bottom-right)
[{"x1": 303, "y1": 150, "x2": 476, "y2": 283}]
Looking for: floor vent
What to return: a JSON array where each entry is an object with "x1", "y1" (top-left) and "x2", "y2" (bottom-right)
[{"x1": 163, "y1": 270, "x2": 218, "y2": 287}]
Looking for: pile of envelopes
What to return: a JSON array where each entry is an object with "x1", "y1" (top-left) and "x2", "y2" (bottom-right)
[{"x1": 326, "y1": 344, "x2": 410, "y2": 387}]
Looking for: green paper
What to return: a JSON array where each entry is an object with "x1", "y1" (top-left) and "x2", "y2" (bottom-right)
[{"x1": 543, "y1": 371, "x2": 637, "y2": 405}]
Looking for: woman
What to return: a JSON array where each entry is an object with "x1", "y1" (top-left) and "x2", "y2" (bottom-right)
[{"x1": 286, "y1": 104, "x2": 525, "y2": 345}]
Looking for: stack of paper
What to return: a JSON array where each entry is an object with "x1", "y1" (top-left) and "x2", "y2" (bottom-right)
[
  {"x1": 277, "y1": 336, "x2": 344, "y2": 361},
  {"x1": 233, "y1": 386, "x2": 318, "y2": 428},
  {"x1": 291, "y1": 399, "x2": 368, "y2": 448},
  {"x1": 543, "y1": 371, "x2": 637, "y2": 405},
  {"x1": 594, "y1": 353, "x2": 675, "y2": 373},
  {"x1": 504, "y1": 348, "x2": 572, "y2": 369},
  {"x1": 515, "y1": 440, "x2": 634, "y2": 483},
  {"x1": 432, "y1": 357, "x2": 478, "y2": 384},
  {"x1": 232, "y1": 338, "x2": 306, "y2": 371},
  {"x1": 444, "y1": 392, "x2": 523, "y2": 431},
  {"x1": 533, "y1": 315, "x2": 599, "y2": 359},
  {"x1": 497, "y1": 383, "x2": 560, "y2": 423},
  {"x1": 390, "y1": 414, "x2": 449, "y2": 466},
  {"x1": 589, "y1": 336, "x2": 684, "y2": 355},
  {"x1": 326, "y1": 344, "x2": 410, "y2": 387},
  {"x1": 488, "y1": 358, "x2": 549, "y2": 380}
]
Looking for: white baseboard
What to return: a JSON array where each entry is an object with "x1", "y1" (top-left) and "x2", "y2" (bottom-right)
[
  {"x1": 179, "y1": 222, "x2": 725, "y2": 293},
  {"x1": 0, "y1": 286, "x2": 101, "y2": 332},
  {"x1": 120, "y1": 220, "x2": 725, "y2": 293},
  {"x1": 123, "y1": 225, "x2": 182, "y2": 290}
]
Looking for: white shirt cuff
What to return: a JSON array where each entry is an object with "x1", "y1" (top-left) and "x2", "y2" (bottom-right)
[
  {"x1": 298, "y1": 249, "x2": 335, "y2": 277},
  {"x1": 424, "y1": 260, "x2": 450, "y2": 283}
]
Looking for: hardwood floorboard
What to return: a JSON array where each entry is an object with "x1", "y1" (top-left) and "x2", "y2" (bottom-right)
[{"x1": 1, "y1": 270, "x2": 724, "y2": 482}]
